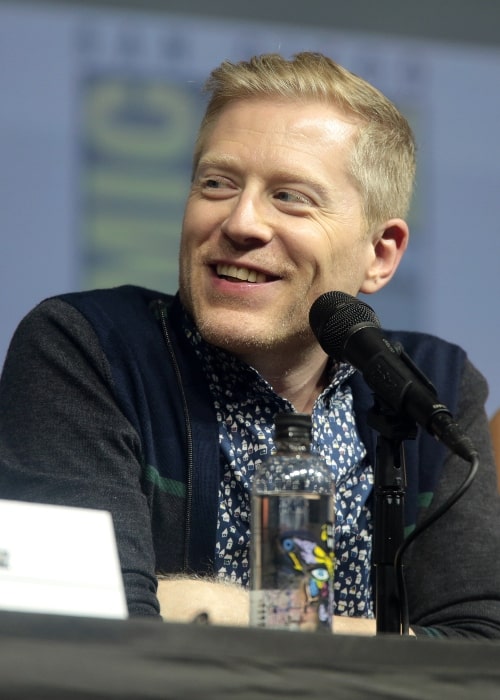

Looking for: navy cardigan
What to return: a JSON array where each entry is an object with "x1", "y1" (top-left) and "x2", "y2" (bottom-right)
[{"x1": 61, "y1": 286, "x2": 460, "y2": 573}]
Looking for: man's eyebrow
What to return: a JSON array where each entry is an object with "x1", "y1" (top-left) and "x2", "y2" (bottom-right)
[{"x1": 196, "y1": 154, "x2": 239, "y2": 170}]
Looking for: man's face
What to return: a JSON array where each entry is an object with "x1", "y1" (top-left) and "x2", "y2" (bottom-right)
[{"x1": 179, "y1": 97, "x2": 376, "y2": 360}]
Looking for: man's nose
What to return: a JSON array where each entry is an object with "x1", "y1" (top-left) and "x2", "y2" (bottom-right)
[{"x1": 220, "y1": 192, "x2": 274, "y2": 246}]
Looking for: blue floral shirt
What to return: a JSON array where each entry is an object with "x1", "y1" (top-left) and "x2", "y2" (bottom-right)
[{"x1": 184, "y1": 319, "x2": 374, "y2": 618}]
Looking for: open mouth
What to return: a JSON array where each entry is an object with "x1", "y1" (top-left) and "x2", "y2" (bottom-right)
[{"x1": 215, "y1": 263, "x2": 273, "y2": 284}]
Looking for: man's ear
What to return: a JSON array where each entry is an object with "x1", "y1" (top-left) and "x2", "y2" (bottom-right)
[{"x1": 359, "y1": 218, "x2": 409, "y2": 294}]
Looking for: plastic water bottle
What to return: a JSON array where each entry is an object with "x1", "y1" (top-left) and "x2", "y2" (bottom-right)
[{"x1": 250, "y1": 412, "x2": 335, "y2": 632}]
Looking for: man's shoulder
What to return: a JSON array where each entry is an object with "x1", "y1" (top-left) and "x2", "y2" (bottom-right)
[
  {"x1": 381, "y1": 328, "x2": 468, "y2": 400},
  {"x1": 58, "y1": 284, "x2": 174, "y2": 311},
  {"x1": 54, "y1": 285, "x2": 175, "y2": 327},
  {"x1": 383, "y1": 328, "x2": 464, "y2": 355},
  {"x1": 50, "y1": 285, "x2": 177, "y2": 348}
]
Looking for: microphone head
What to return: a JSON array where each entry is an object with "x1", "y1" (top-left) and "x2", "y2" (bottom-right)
[{"x1": 309, "y1": 291, "x2": 380, "y2": 359}]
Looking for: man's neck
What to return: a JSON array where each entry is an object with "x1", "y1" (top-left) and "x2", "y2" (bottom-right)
[{"x1": 240, "y1": 346, "x2": 329, "y2": 413}]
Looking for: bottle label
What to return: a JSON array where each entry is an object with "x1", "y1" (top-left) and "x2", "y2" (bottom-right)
[{"x1": 250, "y1": 493, "x2": 335, "y2": 632}]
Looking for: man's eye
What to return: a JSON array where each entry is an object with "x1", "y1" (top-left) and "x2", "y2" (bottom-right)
[
  {"x1": 275, "y1": 190, "x2": 311, "y2": 205},
  {"x1": 200, "y1": 176, "x2": 237, "y2": 194},
  {"x1": 203, "y1": 178, "x2": 224, "y2": 189}
]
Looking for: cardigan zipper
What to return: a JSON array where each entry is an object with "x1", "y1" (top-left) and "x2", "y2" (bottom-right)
[{"x1": 155, "y1": 299, "x2": 194, "y2": 573}]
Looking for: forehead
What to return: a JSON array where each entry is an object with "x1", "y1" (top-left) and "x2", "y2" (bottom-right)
[{"x1": 199, "y1": 97, "x2": 359, "y2": 156}]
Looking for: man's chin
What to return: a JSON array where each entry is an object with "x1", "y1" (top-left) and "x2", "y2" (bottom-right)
[
  {"x1": 195, "y1": 316, "x2": 314, "y2": 360},
  {"x1": 196, "y1": 321, "x2": 272, "y2": 355},
  {"x1": 187, "y1": 299, "x2": 313, "y2": 357}
]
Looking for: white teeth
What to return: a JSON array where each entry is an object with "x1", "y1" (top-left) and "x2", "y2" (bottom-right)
[{"x1": 216, "y1": 264, "x2": 267, "y2": 283}]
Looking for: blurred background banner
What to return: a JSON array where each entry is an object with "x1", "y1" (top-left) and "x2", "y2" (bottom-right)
[
  {"x1": 81, "y1": 75, "x2": 199, "y2": 290},
  {"x1": 1, "y1": 1, "x2": 499, "y2": 414}
]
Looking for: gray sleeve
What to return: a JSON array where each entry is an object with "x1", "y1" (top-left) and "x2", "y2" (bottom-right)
[
  {"x1": 0, "y1": 298, "x2": 160, "y2": 617},
  {"x1": 406, "y1": 358, "x2": 500, "y2": 638}
]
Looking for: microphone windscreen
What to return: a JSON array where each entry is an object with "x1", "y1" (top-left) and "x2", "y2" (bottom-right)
[{"x1": 309, "y1": 291, "x2": 380, "y2": 358}]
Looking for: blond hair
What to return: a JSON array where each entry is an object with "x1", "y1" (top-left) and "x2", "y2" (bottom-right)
[{"x1": 193, "y1": 52, "x2": 416, "y2": 230}]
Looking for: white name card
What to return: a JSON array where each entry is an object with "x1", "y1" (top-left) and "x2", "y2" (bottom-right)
[{"x1": 0, "y1": 499, "x2": 128, "y2": 619}]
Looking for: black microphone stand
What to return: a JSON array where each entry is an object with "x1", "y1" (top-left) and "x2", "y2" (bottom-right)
[{"x1": 368, "y1": 400, "x2": 417, "y2": 635}]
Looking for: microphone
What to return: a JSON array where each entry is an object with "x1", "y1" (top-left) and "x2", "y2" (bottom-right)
[{"x1": 309, "y1": 291, "x2": 477, "y2": 460}]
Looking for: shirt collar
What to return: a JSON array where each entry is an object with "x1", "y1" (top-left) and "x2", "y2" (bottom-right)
[{"x1": 181, "y1": 307, "x2": 356, "y2": 407}]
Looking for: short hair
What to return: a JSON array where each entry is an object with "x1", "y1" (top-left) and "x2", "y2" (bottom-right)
[{"x1": 193, "y1": 52, "x2": 416, "y2": 230}]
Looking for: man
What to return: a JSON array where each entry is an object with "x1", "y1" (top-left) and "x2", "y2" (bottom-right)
[{"x1": 1, "y1": 52, "x2": 499, "y2": 638}]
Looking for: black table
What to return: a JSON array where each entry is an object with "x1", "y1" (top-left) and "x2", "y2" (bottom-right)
[{"x1": 0, "y1": 609, "x2": 499, "y2": 698}]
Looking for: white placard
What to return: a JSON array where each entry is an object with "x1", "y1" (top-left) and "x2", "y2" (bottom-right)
[{"x1": 0, "y1": 499, "x2": 128, "y2": 619}]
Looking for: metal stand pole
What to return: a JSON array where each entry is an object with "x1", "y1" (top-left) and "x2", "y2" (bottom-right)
[{"x1": 368, "y1": 405, "x2": 416, "y2": 635}]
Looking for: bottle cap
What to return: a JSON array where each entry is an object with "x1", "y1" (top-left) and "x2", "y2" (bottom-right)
[{"x1": 274, "y1": 412, "x2": 312, "y2": 440}]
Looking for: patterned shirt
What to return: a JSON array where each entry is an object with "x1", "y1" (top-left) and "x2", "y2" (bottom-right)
[{"x1": 183, "y1": 318, "x2": 374, "y2": 618}]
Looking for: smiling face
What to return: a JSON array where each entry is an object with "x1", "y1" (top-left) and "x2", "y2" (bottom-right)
[{"x1": 179, "y1": 98, "x2": 386, "y2": 363}]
